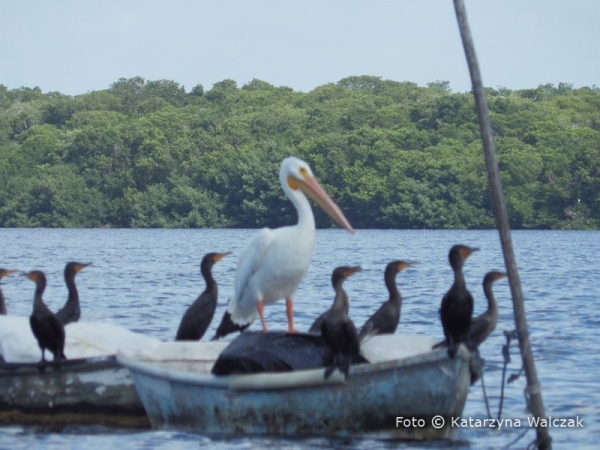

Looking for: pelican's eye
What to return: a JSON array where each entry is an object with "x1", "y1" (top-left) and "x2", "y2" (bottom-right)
[{"x1": 299, "y1": 167, "x2": 309, "y2": 179}]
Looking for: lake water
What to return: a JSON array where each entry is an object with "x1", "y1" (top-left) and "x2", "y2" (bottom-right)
[{"x1": 0, "y1": 228, "x2": 598, "y2": 449}]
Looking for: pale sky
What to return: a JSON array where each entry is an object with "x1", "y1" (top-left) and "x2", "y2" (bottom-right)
[{"x1": 1, "y1": 0, "x2": 598, "y2": 95}]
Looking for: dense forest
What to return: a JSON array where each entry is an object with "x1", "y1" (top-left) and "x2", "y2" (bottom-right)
[{"x1": 0, "y1": 76, "x2": 598, "y2": 229}]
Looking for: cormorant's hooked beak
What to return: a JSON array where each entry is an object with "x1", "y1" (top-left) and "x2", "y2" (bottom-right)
[
  {"x1": 75, "y1": 263, "x2": 92, "y2": 273},
  {"x1": 344, "y1": 266, "x2": 362, "y2": 277},
  {"x1": 493, "y1": 271, "x2": 507, "y2": 281},
  {"x1": 21, "y1": 271, "x2": 36, "y2": 281},
  {"x1": 399, "y1": 260, "x2": 419, "y2": 271},
  {"x1": 0, "y1": 269, "x2": 17, "y2": 278},
  {"x1": 215, "y1": 252, "x2": 232, "y2": 263},
  {"x1": 460, "y1": 246, "x2": 479, "y2": 260}
]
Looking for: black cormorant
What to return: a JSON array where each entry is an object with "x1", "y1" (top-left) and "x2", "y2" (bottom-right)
[
  {"x1": 308, "y1": 266, "x2": 362, "y2": 334},
  {"x1": 321, "y1": 310, "x2": 361, "y2": 380},
  {"x1": 175, "y1": 252, "x2": 230, "y2": 341},
  {"x1": 316, "y1": 266, "x2": 362, "y2": 380},
  {"x1": 23, "y1": 270, "x2": 67, "y2": 362},
  {"x1": 358, "y1": 260, "x2": 416, "y2": 341},
  {"x1": 469, "y1": 271, "x2": 506, "y2": 347},
  {"x1": 440, "y1": 244, "x2": 479, "y2": 358},
  {"x1": 434, "y1": 270, "x2": 506, "y2": 350},
  {"x1": 56, "y1": 261, "x2": 91, "y2": 326}
]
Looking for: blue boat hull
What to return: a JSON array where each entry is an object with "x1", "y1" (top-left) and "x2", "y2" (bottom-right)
[{"x1": 119, "y1": 342, "x2": 472, "y2": 439}]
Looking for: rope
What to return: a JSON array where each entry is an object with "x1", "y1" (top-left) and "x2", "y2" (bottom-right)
[
  {"x1": 479, "y1": 329, "x2": 526, "y2": 421},
  {"x1": 503, "y1": 426, "x2": 532, "y2": 449},
  {"x1": 480, "y1": 369, "x2": 493, "y2": 419},
  {"x1": 478, "y1": 329, "x2": 552, "y2": 449},
  {"x1": 528, "y1": 436, "x2": 553, "y2": 450},
  {"x1": 497, "y1": 330, "x2": 515, "y2": 419},
  {"x1": 526, "y1": 383, "x2": 542, "y2": 396}
]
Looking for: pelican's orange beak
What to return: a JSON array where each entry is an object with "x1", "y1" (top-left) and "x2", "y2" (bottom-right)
[{"x1": 290, "y1": 175, "x2": 354, "y2": 235}]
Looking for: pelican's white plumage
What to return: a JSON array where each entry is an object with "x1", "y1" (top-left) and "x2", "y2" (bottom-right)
[
  {"x1": 229, "y1": 225, "x2": 313, "y2": 324},
  {"x1": 214, "y1": 157, "x2": 354, "y2": 338}
]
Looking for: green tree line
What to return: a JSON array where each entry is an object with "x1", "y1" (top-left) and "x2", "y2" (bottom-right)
[{"x1": 0, "y1": 76, "x2": 598, "y2": 229}]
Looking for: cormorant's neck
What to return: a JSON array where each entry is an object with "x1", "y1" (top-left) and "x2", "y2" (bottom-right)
[
  {"x1": 331, "y1": 283, "x2": 348, "y2": 315},
  {"x1": 453, "y1": 265, "x2": 466, "y2": 288},
  {"x1": 0, "y1": 288, "x2": 6, "y2": 315},
  {"x1": 385, "y1": 271, "x2": 401, "y2": 305},
  {"x1": 33, "y1": 280, "x2": 46, "y2": 309},
  {"x1": 65, "y1": 275, "x2": 79, "y2": 306},
  {"x1": 483, "y1": 282, "x2": 497, "y2": 312},
  {"x1": 201, "y1": 264, "x2": 217, "y2": 295}
]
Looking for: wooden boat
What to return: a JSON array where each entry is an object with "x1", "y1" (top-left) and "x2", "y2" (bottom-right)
[
  {"x1": 0, "y1": 355, "x2": 148, "y2": 427},
  {"x1": 117, "y1": 334, "x2": 474, "y2": 440},
  {"x1": 0, "y1": 317, "x2": 163, "y2": 427}
]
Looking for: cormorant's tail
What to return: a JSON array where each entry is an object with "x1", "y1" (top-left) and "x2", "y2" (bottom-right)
[
  {"x1": 307, "y1": 316, "x2": 323, "y2": 334},
  {"x1": 54, "y1": 350, "x2": 67, "y2": 361},
  {"x1": 324, "y1": 353, "x2": 351, "y2": 380},
  {"x1": 447, "y1": 343, "x2": 458, "y2": 359},
  {"x1": 432, "y1": 339, "x2": 447, "y2": 350},
  {"x1": 358, "y1": 321, "x2": 379, "y2": 343},
  {"x1": 446, "y1": 333, "x2": 475, "y2": 358},
  {"x1": 50, "y1": 350, "x2": 67, "y2": 365},
  {"x1": 212, "y1": 311, "x2": 250, "y2": 341}
]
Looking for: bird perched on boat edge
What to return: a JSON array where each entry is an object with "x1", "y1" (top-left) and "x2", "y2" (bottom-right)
[
  {"x1": 358, "y1": 260, "x2": 416, "y2": 342},
  {"x1": 439, "y1": 244, "x2": 479, "y2": 358},
  {"x1": 55, "y1": 261, "x2": 91, "y2": 326},
  {"x1": 213, "y1": 156, "x2": 354, "y2": 340},
  {"x1": 468, "y1": 270, "x2": 506, "y2": 347},
  {"x1": 175, "y1": 252, "x2": 230, "y2": 341},
  {"x1": 319, "y1": 266, "x2": 362, "y2": 380},
  {"x1": 0, "y1": 268, "x2": 17, "y2": 315},
  {"x1": 23, "y1": 270, "x2": 67, "y2": 362},
  {"x1": 433, "y1": 270, "x2": 506, "y2": 350},
  {"x1": 308, "y1": 266, "x2": 362, "y2": 334}
]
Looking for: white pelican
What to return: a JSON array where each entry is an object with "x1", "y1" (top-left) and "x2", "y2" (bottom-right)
[{"x1": 213, "y1": 156, "x2": 354, "y2": 339}]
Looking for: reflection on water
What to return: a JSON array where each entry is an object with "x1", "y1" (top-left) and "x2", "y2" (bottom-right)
[{"x1": 0, "y1": 229, "x2": 599, "y2": 449}]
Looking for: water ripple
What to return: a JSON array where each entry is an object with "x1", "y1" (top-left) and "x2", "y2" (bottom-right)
[{"x1": 0, "y1": 229, "x2": 598, "y2": 449}]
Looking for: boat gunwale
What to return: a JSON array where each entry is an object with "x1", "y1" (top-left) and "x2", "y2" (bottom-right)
[
  {"x1": 0, "y1": 355, "x2": 149, "y2": 427},
  {"x1": 0, "y1": 355, "x2": 121, "y2": 376},
  {"x1": 117, "y1": 344, "x2": 470, "y2": 391}
]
